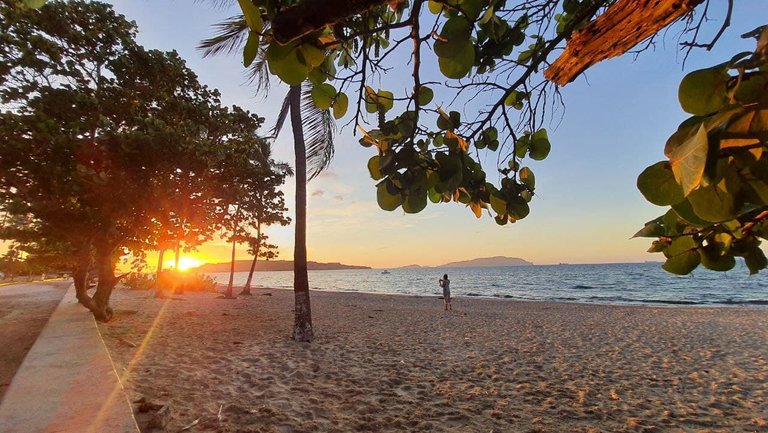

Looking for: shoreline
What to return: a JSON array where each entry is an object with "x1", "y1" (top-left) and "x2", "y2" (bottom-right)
[
  {"x1": 100, "y1": 287, "x2": 768, "y2": 432},
  {"x1": 216, "y1": 284, "x2": 768, "y2": 310}
]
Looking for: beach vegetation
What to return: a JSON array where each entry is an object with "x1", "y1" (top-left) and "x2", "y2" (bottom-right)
[{"x1": 0, "y1": 0, "x2": 285, "y2": 319}]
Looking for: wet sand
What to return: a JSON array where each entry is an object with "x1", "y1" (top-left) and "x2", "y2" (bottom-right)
[{"x1": 99, "y1": 288, "x2": 768, "y2": 433}]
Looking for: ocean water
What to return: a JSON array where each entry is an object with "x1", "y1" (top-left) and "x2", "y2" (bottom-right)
[{"x1": 207, "y1": 262, "x2": 768, "y2": 307}]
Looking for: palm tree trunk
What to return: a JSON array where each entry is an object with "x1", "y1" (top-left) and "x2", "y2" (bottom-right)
[
  {"x1": 154, "y1": 249, "x2": 165, "y2": 298},
  {"x1": 289, "y1": 84, "x2": 313, "y2": 342},
  {"x1": 174, "y1": 241, "x2": 180, "y2": 270},
  {"x1": 225, "y1": 238, "x2": 237, "y2": 298},
  {"x1": 241, "y1": 223, "x2": 261, "y2": 296}
]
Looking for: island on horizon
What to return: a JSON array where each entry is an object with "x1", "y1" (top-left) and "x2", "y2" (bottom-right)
[{"x1": 194, "y1": 260, "x2": 370, "y2": 273}]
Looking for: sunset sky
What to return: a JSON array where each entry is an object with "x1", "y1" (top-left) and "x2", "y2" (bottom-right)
[{"x1": 105, "y1": 0, "x2": 764, "y2": 269}]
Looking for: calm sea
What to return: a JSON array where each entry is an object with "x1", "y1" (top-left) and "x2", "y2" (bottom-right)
[{"x1": 207, "y1": 262, "x2": 768, "y2": 307}]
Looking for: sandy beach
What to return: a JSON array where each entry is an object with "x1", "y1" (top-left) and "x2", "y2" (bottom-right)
[{"x1": 98, "y1": 287, "x2": 768, "y2": 433}]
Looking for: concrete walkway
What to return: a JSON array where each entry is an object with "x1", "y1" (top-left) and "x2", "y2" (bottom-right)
[{"x1": 0, "y1": 284, "x2": 139, "y2": 433}]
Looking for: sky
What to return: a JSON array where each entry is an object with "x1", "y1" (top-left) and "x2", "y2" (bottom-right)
[{"x1": 104, "y1": 0, "x2": 765, "y2": 269}]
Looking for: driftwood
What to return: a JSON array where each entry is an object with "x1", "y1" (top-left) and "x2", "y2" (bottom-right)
[{"x1": 545, "y1": 0, "x2": 704, "y2": 85}]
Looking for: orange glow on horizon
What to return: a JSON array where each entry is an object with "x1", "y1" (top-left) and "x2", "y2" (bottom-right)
[{"x1": 164, "y1": 257, "x2": 205, "y2": 272}]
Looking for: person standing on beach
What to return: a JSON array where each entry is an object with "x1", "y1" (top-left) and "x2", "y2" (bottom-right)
[{"x1": 439, "y1": 274, "x2": 452, "y2": 311}]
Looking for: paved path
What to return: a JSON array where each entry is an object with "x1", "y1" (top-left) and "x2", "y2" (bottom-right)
[
  {"x1": 0, "y1": 281, "x2": 69, "y2": 402},
  {"x1": 0, "y1": 284, "x2": 139, "y2": 433}
]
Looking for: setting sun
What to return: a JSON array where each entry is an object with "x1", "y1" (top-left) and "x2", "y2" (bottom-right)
[{"x1": 164, "y1": 257, "x2": 204, "y2": 272}]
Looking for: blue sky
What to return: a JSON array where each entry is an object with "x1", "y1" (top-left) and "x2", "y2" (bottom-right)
[{"x1": 108, "y1": 0, "x2": 765, "y2": 268}]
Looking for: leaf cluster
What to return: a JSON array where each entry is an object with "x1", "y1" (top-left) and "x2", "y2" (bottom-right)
[{"x1": 635, "y1": 28, "x2": 768, "y2": 275}]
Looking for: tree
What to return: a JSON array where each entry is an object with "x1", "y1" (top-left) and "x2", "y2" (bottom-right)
[
  {"x1": 200, "y1": 14, "x2": 337, "y2": 342},
  {"x1": 226, "y1": 0, "x2": 766, "y2": 275},
  {"x1": 0, "y1": 0, "x2": 275, "y2": 319}
]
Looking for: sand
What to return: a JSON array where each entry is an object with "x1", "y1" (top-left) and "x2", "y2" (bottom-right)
[{"x1": 98, "y1": 287, "x2": 768, "y2": 433}]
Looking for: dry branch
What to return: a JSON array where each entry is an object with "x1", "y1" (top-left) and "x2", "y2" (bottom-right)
[{"x1": 545, "y1": 0, "x2": 704, "y2": 86}]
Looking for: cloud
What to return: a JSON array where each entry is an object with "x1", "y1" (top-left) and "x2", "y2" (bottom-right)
[
  {"x1": 311, "y1": 190, "x2": 325, "y2": 197},
  {"x1": 334, "y1": 195, "x2": 344, "y2": 201}
]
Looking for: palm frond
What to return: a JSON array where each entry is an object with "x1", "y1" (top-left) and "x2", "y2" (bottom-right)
[
  {"x1": 270, "y1": 93, "x2": 291, "y2": 139},
  {"x1": 245, "y1": 45, "x2": 271, "y2": 96},
  {"x1": 198, "y1": 15, "x2": 248, "y2": 58},
  {"x1": 300, "y1": 82, "x2": 335, "y2": 181}
]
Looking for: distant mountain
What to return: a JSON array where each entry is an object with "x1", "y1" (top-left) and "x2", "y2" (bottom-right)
[
  {"x1": 438, "y1": 256, "x2": 533, "y2": 268},
  {"x1": 194, "y1": 260, "x2": 370, "y2": 273},
  {"x1": 395, "y1": 264, "x2": 424, "y2": 269}
]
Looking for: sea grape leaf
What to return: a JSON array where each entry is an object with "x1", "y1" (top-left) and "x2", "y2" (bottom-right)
[
  {"x1": 700, "y1": 246, "x2": 736, "y2": 271},
  {"x1": 686, "y1": 177, "x2": 738, "y2": 223},
  {"x1": 417, "y1": 86, "x2": 434, "y2": 106},
  {"x1": 376, "y1": 181, "x2": 402, "y2": 211},
  {"x1": 669, "y1": 124, "x2": 708, "y2": 196},
  {"x1": 367, "y1": 156, "x2": 383, "y2": 180},
  {"x1": 637, "y1": 161, "x2": 685, "y2": 206},
  {"x1": 333, "y1": 92, "x2": 349, "y2": 120},
  {"x1": 311, "y1": 83, "x2": 336, "y2": 110},
  {"x1": 666, "y1": 236, "x2": 697, "y2": 257},
  {"x1": 662, "y1": 250, "x2": 700, "y2": 275},
  {"x1": 438, "y1": 42, "x2": 475, "y2": 79},
  {"x1": 678, "y1": 66, "x2": 730, "y2": 115}
]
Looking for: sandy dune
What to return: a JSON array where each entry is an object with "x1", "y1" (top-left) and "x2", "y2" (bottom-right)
[{"x1": 99, "y1": 288, "x2": 768, "y2": 433}]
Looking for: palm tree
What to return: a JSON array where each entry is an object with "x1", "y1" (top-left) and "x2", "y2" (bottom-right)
[{"x1": 199, "y1": 16, "x2": 335, "y2": 342}]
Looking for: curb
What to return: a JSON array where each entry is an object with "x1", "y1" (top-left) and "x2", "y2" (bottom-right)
[{"x1": 0, "y1": 284, "x2": 139, "y2": 433}]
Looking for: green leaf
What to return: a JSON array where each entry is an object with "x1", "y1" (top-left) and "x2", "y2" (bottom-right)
[
  {"x1": 267, "y1": 42, "x2": 309, "y2": 85},
  {"x1": 637, "y1": 161, "x2": 685, "y2": 206},
  {"x1": 378, "y1": 90, "x2": 394, "y2": 111},
  {"x1": 368, "y1": 156, "x2": 383, "y2": 180},
  {"x1": 632, "y1": 217, "x2": 665, "y2": 238},
  {"x1": 669, "y1": 124, "x2": 708, "y2": 196},
  {"x1": 333, "y1": 92, "x2": 348, "y2": 120},
  {"x1": 489, "y1": 194, "x2": 507, "y2": 215},
  {"x1": 22, "y1": 0, "x2": 47, "y2": 9},
  {"x1": 417, "y1": 86, "x2": 434, "y2": 106},
  {"x1": 243, "y1": 31, "x2": 260, "y2": 67},
  {"x1": 438, "y1": 42, "x2": 475, "y2": 79},
  {"x1": 666, "y1": 236, "x2": 697, "y2": 257},
  {"x1": 507, "y1": 197, "x2": 530, "y2": 219},
  {"x1": 678, "y1": 66, "x2": 730, "y2": 115},
  {"x1": 700, "y1": 246, "x2": 736, "y2": 271},
  {"x1": 744, "y1": 247, "x2": 768, "y2": 274},
  {"x1": 662, "y1": 250, "x2": 701, "y2": 275},
  {"x1": 298, "y1": 44, "x2": 325, "y2": 68},
  {"x1": 671, "y1": 200, "x2": 710, "y2": 227},
  {"x1": 519, "y1": 167, "x2": 535, "y2": 188},
  {"x1": 428, "y1": 0, "x2": 444, "y2": 14},
  {"x1": 687, "y1": 178, "x2": 737, "y2": 223},
  {"x1": 402, "y1": 189, "x2": 428, "y2": 213},
  {"x1": 376, "y1": 181, "x2": 402, "y2": 211},
  {"x1": 434, "y1": 17, "x2": 472, "y2": 59},
  {"x1": 529, "y1": 129, "x2": 551, "y2": 160},
  {"x1": 311, "y1": 83, "x2": 336, "y2": 110}
]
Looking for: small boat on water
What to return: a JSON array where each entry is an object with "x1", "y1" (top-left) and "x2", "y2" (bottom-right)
[{"x1": 381, "y1": 270, "x2": 391, "y2": 274}]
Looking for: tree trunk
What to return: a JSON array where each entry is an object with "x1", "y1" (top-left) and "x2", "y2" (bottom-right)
[
  {"x1": 289, "y1": 84, "x2": 313, "y2": 342},
  {"x1": 73, "y1": 248, "x2": 90, "y2": 306},
  {"x1": 225, "y1": 238, "x2": 237, "y2": 298},
  {"x1": 91, "y1": 244, "x2": 115, "y2": 322},
  {"x1": 173, "y1": 241, "x2": 184, "y2": 294},
  {"x1": 240, "y1": 223, "x2": 261, "y2": 296},
  {"x1": 154, "y1": 249, "x2": 165, "y2": 298}
]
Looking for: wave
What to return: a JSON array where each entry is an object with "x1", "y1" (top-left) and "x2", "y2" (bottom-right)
[
  {"x1": 642, "y1": 299, "x2": 701, "y2": 305},
  {"x1": 720, "y1": 299, "x2": 768, "y2": 306},
  {"x1": 570, "y1": 285, "x2": 596, "y2": 290}
]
